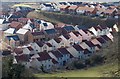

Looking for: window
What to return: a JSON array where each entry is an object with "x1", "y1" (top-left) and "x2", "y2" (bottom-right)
[{"x1": 43, "y1": 46, "x2": 47, "y2": 51}]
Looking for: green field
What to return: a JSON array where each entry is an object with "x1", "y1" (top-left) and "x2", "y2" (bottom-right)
[{"x1": 34, "y1": 63, "x2": 118, "y2": 77}]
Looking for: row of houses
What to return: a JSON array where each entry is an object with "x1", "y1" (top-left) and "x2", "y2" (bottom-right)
[
  {"x1": 3, "y1": 21, "x2": 118, "y2": 48},
  {"x1": 59, "y1": 5, "x2": 118, "y2": 18},
  {"x1": 36, "y1": 2, "x2": 119, "y2": 18},
  {"x1": 11, "y1": 32, "x2": 113, "y2": 71}
]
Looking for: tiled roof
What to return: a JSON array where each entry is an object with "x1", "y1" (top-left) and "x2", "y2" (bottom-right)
[
  {"x1": 96, "y1": 37, "x2": 106, "y2": 44},
  {"x1": 31, "y1": 31, "x2": 45, "y2": 36},
  {"x1": 46, "y1": 43, "x2": 52, "y2": 47},
  {"x1": 63, "y1": 25, "x2": 75, "y2": 32},
  {"x1": 14, "y1": 48, "x2": 23, "y2": 54},
  {"x1": 37, "y1": 52, "x2": 52, "y2": 61},
  {"x1": 68, "y1": 5, "x2": 78, "y2": 10},
  {"x1": 52, "y1": 58, "x2": 58, "y2": 64},
  {"x1": 45, "y1": 29, "x2": 57, "y2": 34},
  {"x1": 77, "y1": 6, "x2": 95, "y2": 12},
  {"x1": 85, "y1": 41, "x2": 95, "y2": 47},
  {"x1": 51, "y1": 50, "x2": 63, "y2": 58},
  {"x1": 4, "y1": 28, "x2": 16, "y2": 34},
  {"x1": 63, "y1": 34, "x2": 71, "y2": 40},
  {"x1": 95, "y1": 44, "x2": 102, "y2": 49},
  {"x1": 103, "y1": 9, "x2": 116, "y2": 14},
  {"x1": 77, "y1": 25, "x2": 88, "y2": 30},
  {"x1": 36, "y1": 41, "x2": 44, "y2": 47},
  {"x1": 27, "y1": 46, "x2": 34, "y2": 51},
  {"x1": 16, "y1": 28, "x2": 28, "y2": 35},
  {"x1": 73, "y1": 44, "x2": 84, "y2": 51},
  {"x1": 72, "y1": 31, "x2": 81, "y2": 37},
  {"x1": 58, "y1": 48, "x2": 70, "y2": 55},
  {"x1": 101, "y1": 35, "x2": 111, "y2": 41},
  {"x1": 54, "y1": 38, "x2": 62, "y2": 43},
  {"x1": 9, "y1": 21, "x2": 22, "y2": 29},
  {"x1": 15, "y1": 54, "x2": 29, "y2": 62},
  {"x1": 59, "y1": 5, "x2": 70, "y2": 9}
]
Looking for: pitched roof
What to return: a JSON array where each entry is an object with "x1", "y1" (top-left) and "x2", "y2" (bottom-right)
[
  {"x1": 77, "y1": 25, "x2": 88, "y2": 30},
  {"x1": 63, "y1": 25, "x2": 75, "y2": 32},
  {"x1": 58, "y1": 48, "x2": 70, "y2": 55},
  {"x1": 14, "y1": 48, "x2": 23, "y2": 54},
  {"x1": 96, "y1": 37, "x2": 106, "y2": 44},
  {"x1": 103, "y1": 9, "x2": 116, "y2": 14},
  {"x1": 37, "y1": 52, "x2": 52, "y2": 61},
  {"x1": 16, "y1": 28, "x2": 28, "y2": 35},
  {"x1": 45, "y1": 29, "x2": 57, "y2": 34},
  {"x1": 0, "y1": 19, "x2": 5, "y2": 24},
  {"x1": 68, "y1": 5, "x2": 78, "y2": 10},
  {"x1": 46, "y1": 43, "x2": 52, "y2": 47},
  {"x1": 54, "y1": 38, "x2": 62, "y2": 43},
  {"x1": 9, "y1": 21, "x2": 22, "y2": 29},
  {"x1": 15, "y1": 54, "x2": 29, "y2": 62},
  {"x1": 59, "y1": 5, "x2": 70, "y2": 9},
  {"x1": 31, "y1": 31, "x2": 45, "y2": 36},
  {"x1": 27, "y1": 46, "x2": 34, "y2": 51},
  {"x1": 51, "y1": 50, "x2": 63, "y2": 58},
  {"x1": 52, "y1": 58, "x2": 58, "y2": 64},
  {"x1": 77, "y1": 6, "x2": 95, "y2": 12},
  {"x1": 4, "y1": 28, "x2": 16, "y2": 34},
  {"x1": 101, "y1": 35, "x2": 111, "y2": 41},
  {"x1": 95, "y1": 44, "x2": 102, "y2": 49},
  {"x1": 23, "y1": 23, "x2": 35, "y2": 30},
  {"x1": 36, "y1": 41, "x2": 44, "y2": 47},
  {"x1": 85, "y1": 41, "x2": 95, "y2": 47},
  {"x1": 73, "y1": 44, "x2": 84, "y2": 51},
  {"x1": 63, "y1": 34, "x2": 71, "y2": 40},
  {"x1": 72, "y1": 31, "x2": 82, "y2": 37}
]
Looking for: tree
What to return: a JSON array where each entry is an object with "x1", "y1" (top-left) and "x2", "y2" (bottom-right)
[{"x1": 2, "y1": 56, "x2": 25, "y2": 79}]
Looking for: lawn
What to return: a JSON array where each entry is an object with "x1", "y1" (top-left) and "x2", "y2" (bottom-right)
[{"x1": 34, "y1": 63, "x2": 118, "y2": 78}]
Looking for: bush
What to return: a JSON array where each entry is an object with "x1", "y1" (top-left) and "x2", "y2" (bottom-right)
[
  {"x1": 74, "y1": 61, "x2": 86, "y2": 69},
  {"x1": 90, "y1": 55, "x2": 104, "y2": 65}
]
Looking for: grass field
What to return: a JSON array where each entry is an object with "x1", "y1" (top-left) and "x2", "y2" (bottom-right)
[{"x1": 34, "y1": 63, "x2": 118, "y2": 77}]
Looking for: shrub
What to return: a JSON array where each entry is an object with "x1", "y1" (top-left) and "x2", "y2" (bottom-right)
[{"x1": 74, "y1": 61, "x2": 86, "y2": 69}]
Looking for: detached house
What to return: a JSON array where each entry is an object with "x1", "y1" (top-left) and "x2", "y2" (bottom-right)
[{"x1": 16, "y1": 28, "x2": 30, "y2": 43}]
